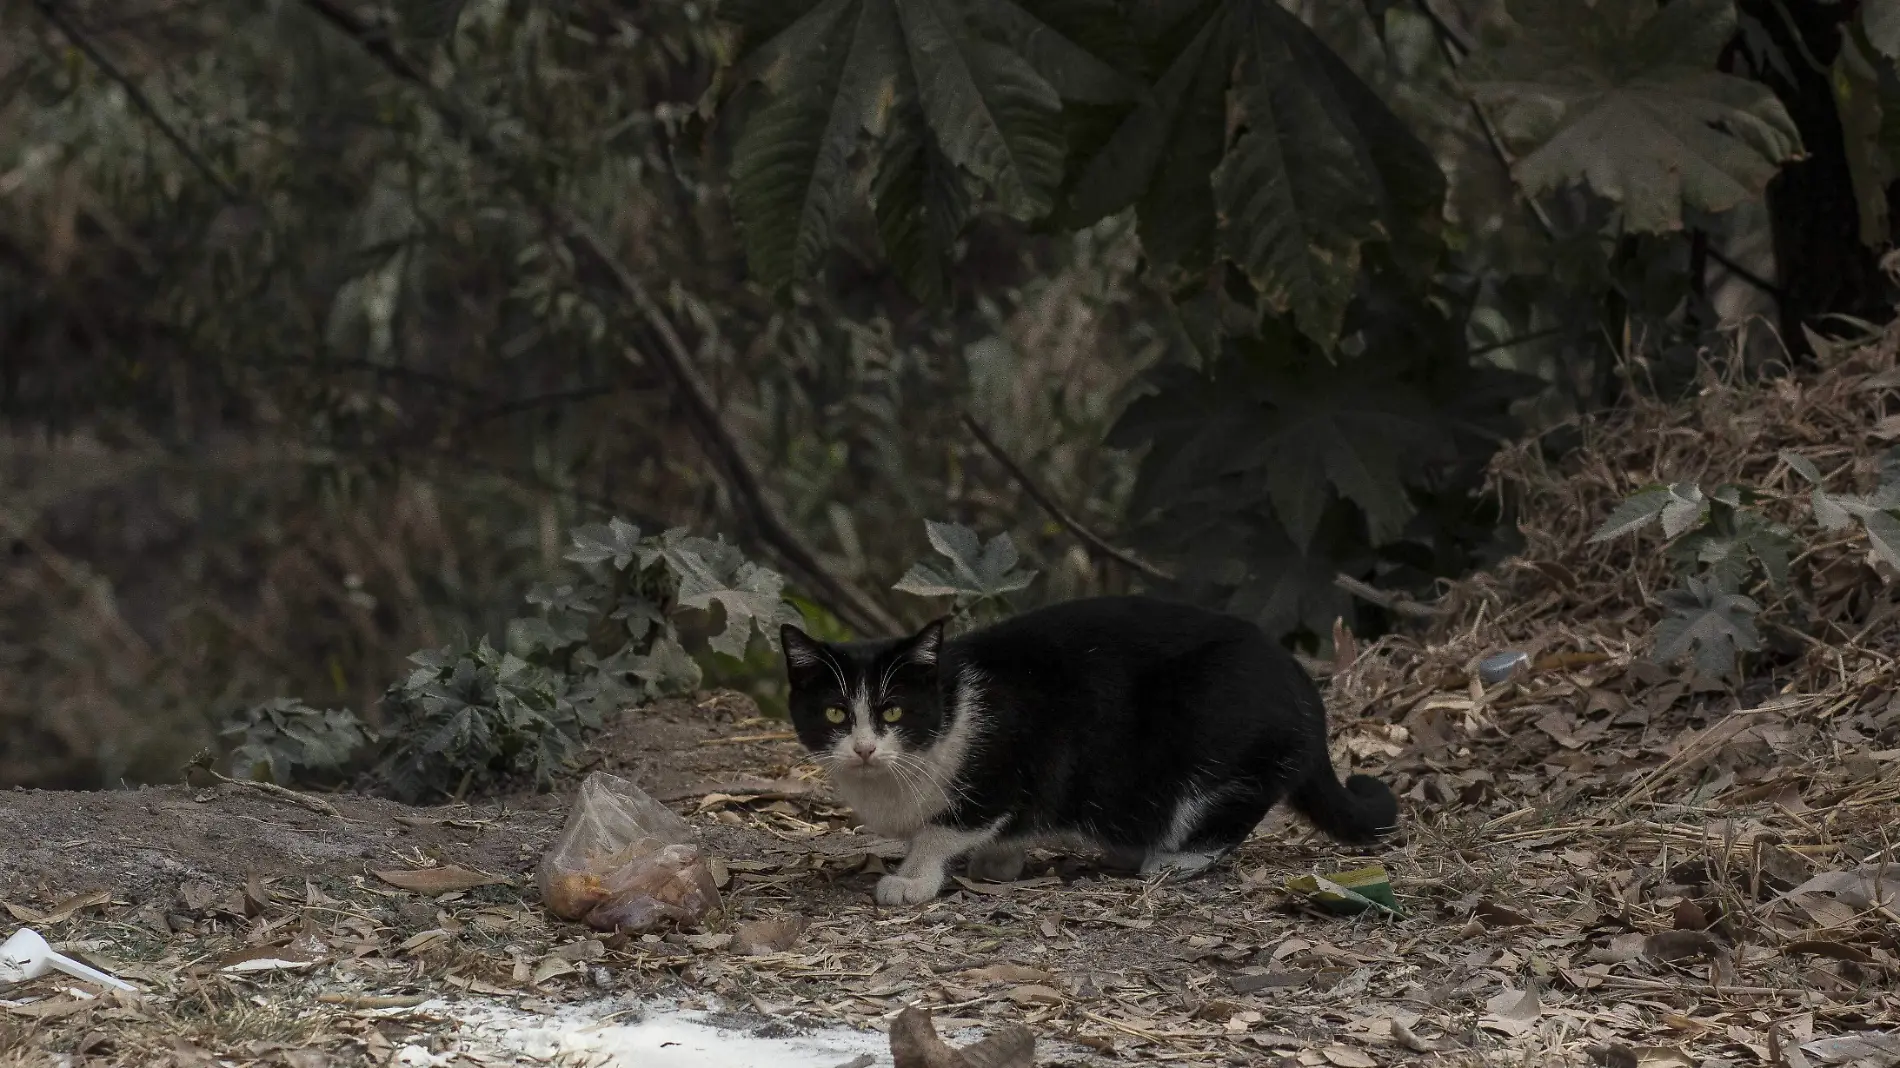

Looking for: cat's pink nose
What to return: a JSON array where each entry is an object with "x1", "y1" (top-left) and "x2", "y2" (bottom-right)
[{"x1": 853, "y1": 741, "x2": 877, "y2": 762}]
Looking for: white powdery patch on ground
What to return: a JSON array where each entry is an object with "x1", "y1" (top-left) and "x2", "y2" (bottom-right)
[{"x1": 394, "y1": 995, "x2": 892, "y2": 1068}]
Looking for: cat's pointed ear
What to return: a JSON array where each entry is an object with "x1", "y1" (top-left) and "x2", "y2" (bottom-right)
[
  {"x1": 906, "y1": 617, "x2": 948, "y2": 666},
  {"x1": 780, "y1": 624, "x2": 824, "y2": 674}
]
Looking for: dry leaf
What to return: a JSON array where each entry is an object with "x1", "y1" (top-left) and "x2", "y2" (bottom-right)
[
  {"x1": 11, "y1": 890, "x2": 113, "y2": 926},
  {"x1": 1475, "y1": 900, "x2": 1536, "y2": 927},
  {"x1": 215, "y1": 944, "x2": 317, "y2": 973},
  {"x1": 1006, "y1": 984, "x2": 1063, "y2": 1006},
  {"x1": 1642, "y1": 930, "x2": 1722, "y2": 962},
  {"x1": 1388, "y1": 1017, "x2": 1433, "y2": 1053},
  {"x1": 961, "y1": 964, "x2": 1054, "y2": 985},
  {"x1": 731, "y1": 915, "x2": 807, "y2": 956},
  {"x1": 1782, "y1": 939, "x2": 1873, "y2": 964},
  {"x1": 1320, "y1": 1045, "x2": 1378, "y2": 1068},
  {"x1": 1669, "y1": 899, "x2": 1706, "y2": 930},
  {"x1": 1486, "y1": 984, "x2": 1541, "y2": 1020},
  {"x1": 890, "y1": 1005, "x2": 1034, "y2": 1068},
  {"x1": 1800, "y1": 1033, "x2": 1900, "y2": 1064},
  {"x1": 1589, "y1": 1046, "x2": 1693, "y2": 1068},
  {"x1": 372, "y1": 866, "x2": 506, "y2": 895}
]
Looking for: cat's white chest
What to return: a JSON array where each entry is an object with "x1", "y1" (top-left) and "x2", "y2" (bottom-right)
[{"x1": 831, "y1": 772, "x2": 944, "y2": 839}]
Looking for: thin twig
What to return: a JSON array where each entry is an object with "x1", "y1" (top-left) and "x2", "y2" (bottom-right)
[
  {"x1": 959, "y1": 412, "x2": 1174, "y2": 584},
  {"x1": 32, "y1": 0, "x2": 242, "y2": 202},
  {"x1": 567, "y1": 221, "x2": 903, "y2": 636},
  {"x1": 188, "y1": 756, "x2": 351, "y2": 820},
  {"x1": 1411, "y1": 0, "x2": 1475, "y2": 56},
  {"x1": 1333, "y1": 573, "x2": 1447, "y2": 619},
  {"x1": 1703, "y1": 238, "x2": 1790, "y2": 303},
  {"x1": 291, "y1": 0, "x2": 904, "y2": 638},
  {"x1": 1414, "y1": 0, "x2": 1557, "y2": 242}
]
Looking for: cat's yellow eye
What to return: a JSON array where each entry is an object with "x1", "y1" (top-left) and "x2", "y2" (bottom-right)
[
  {"x1": 881, "y1": 707, "x2": 903, "y2": 723},
  {"x1": 823, "y1": 707, "x2": 846, "y2": 724}
]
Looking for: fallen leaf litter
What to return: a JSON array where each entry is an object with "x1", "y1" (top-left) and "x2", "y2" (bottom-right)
[{"x1": 4, "y1": 334, "x2": 1900, "y2": 1065}]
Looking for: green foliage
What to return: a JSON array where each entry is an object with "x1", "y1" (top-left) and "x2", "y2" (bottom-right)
[
  {"x1": 711, "y1": 0, "x2": 1870, "y2": 656},
  {"x1": 1652, "y1": 576, "x2": 1762, "y2": 682},
  {"x1": 377, "y1": 637, "x2": 594, "y2": 803},
  {"x1": 1109, "y1": 292, "x2": 1540, "y2": 640},
  {"x1": 214, "y1": 516, "x2": 796, "y2": 801},
  {"x1": 222, "y1": 699, "x2": 372, "y2": 786},
  {"x1": 375, "y1": 518, "x2": 794, "y2": 800},
  {"x1": 893, "y1": 519, "x2": 1039, "y2": 630},
  {"x1": 725, "y1": 0, "x2": 1137, "y2": 300},
  {"x1": 1466, "y1": 0, "x2": 1803, "y2": 233},
  {"x1": 1784, "y1": 449, "x2": 1900, "y2": 570},
  {"x1": 1590, "y1": 449, "x2": 1900, "y2": 681}
]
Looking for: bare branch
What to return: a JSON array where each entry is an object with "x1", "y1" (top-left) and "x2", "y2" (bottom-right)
[
  {"x1": 959, "y1": 413, "x2": 1175, "y2": 585},
  {"x1": 291, "y1": 0, "x2": 904, "y2": 637},
  {"x1": 33, "y1": 0, "x2": 242, "y2": 202}
]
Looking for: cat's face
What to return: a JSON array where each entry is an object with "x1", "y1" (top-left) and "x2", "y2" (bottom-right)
[{"x1": 779, "y1": 619, "x2": 948, "y2": 778}]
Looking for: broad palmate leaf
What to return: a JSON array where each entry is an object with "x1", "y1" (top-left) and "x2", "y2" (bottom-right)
[
  {"x1": 1652, "y1": 575, "x2": 1759, "y2": 682},
  {"x1": 893, "y1": 520, "x2": 1038, "y2": 603},
  {"x1": 1467, "y1": 0, "x2": 1804, "y2": 233},
  {"x1": 1067, "y1": 1, "x2": 1444, "y2": 346},
  {"x1": 1110, "y1": 336, "x2": 1450, "y2": 551},
  {"x1": 722, "y1": 0, "x2": 1136, "y2": 297}
]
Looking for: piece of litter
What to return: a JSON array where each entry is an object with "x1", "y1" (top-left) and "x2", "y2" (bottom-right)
[
  {"x1": 0, "y1": 928, "x2": 139, "y2": 992},
  {"x1": 1285, "y1": 864, "x2": 1401, "y2": 916}
]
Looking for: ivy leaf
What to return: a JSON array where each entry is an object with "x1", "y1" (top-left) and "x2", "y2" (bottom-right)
[
  {"x1": 1780, "y1": 450, "x2": 1823, "y2": 485},
  {"x1": 631, "y1": 633, "x2": 704, "y2": 696},
  {"x1": 723, "y1": 0, "x2": 1134, "y2": 293},
  {"x1": 1860, "y1": 510, "x2": 1900, "y2": 570},
  {"x1": 1660, "y1": 482, "x2": 1707, "y2": 538},
  {"x1": 222, "y1": 699, "x2": 369, "y2": 785},
  {"x1": 1672, "y1": 510, "x2": 1794, "y2": 589},
  {"x1": 1589, "y1": 486, "x2": 1670, "y2": 541},
  {"x1": 1813, "y1": 491, "x2": 1855, "y2": 531},
  {"x1": 653, "y1": 530, "x2": 797, "y2": 656},
  {"x1": 1652, "y1": 576, "x2": 1760, "y2": 681},
  {"x1": 1069, "y1": 0, "x2": 1443, "y2": 344},
  {"x1": 565, "y1": 518, "x2": 643, "y2": 571},
  {"x1": 894, "y1": 521, "x2": 1038, "y2": 602},
  {"x1": 1467, "y1": 0, "x2": 1804, "y2": 233},
  {"x1": 525, "y1": 582, "x2": 597, "y2": 617}
]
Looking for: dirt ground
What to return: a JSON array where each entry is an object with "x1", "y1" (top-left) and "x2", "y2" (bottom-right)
[{"x1": 4, "y1": 664, "x2": 1898, "y2": 1068}]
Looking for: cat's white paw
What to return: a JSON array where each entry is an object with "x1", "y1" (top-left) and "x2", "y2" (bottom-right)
[
  {"x1": 875, "y1": 873, "x2": 941, "y2": 906},
  {"x1": 965, "y1": 843, "x2": 1026, "y2": 883}
]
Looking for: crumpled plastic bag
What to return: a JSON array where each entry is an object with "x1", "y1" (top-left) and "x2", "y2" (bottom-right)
[{"x1": 537, "y1": 772, "x2": 721, "y2": 932}]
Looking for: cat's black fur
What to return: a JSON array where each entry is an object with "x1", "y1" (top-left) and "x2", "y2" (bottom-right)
[{"x1": 780, "y1": 594, "x2": 1398, "y2": 906}]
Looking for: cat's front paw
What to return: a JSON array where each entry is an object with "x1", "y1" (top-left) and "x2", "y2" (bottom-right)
[{"x1": 874, "y1": 873, "x2": 940, "y2": 906}]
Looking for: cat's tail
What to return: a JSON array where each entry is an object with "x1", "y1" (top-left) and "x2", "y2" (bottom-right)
[{"x1": 1290, "y1": 764, "x2": 1399, "y2": 846}]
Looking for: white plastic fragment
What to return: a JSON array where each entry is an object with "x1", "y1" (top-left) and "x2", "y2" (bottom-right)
[{"x1": 0, "y1": 927, "x2": 140, "y2": 992}]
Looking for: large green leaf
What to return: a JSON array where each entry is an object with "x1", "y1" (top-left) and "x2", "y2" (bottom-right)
[
  {"x1": 1867, "y1": 1, "x2": 1900, "y2": 61},
  {"x1": 723, "y1": 0, "x2": 1135, "y2": 293},
  {"x1": 1466, "y1": 0, "x2": 1804, "y2": 234},
  {"x1": 1068, "y1": 0, "x2": 1444, "y2": 345},
  {"x1": 1113, "y1": 333, "x2": 1449, "y2": 551},
  {"x1": 1832, "y1": 31, "x2": 1900, "y2": 247},
  {"x1": 1652, "y1": 576, "x2": 1760, "y2": 682}
]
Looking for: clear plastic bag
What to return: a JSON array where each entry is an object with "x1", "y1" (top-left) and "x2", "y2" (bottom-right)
[{"x1": 537, "y1": 772, "x2": 721, "y2": 932}]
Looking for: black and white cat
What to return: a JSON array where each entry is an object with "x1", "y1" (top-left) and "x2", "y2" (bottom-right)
[{"x1": 779, "y1": 595, "x2": 1398, "y2": 906}]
